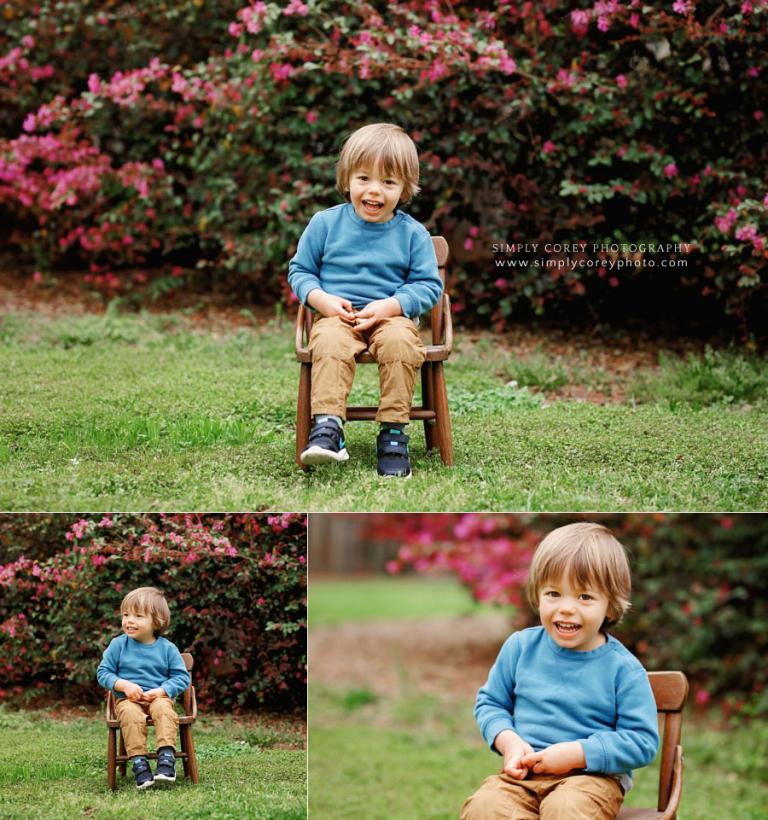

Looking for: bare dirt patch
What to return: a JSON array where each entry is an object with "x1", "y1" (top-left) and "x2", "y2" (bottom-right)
[{"x1": 312, "y1": 613, "x2": 514, "y2": 703}]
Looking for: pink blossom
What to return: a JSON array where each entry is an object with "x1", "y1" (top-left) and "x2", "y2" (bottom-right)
[
  {"x1": 495, "y1": 278, "x2": 508, "y2": 289},
  {"x1": 251, "y1": 49, "x2": 264, "y2": 62},
  {"x1": 570, "y1": 10, "x2": 591, "y2": 37},
  {"x1": 754, "y1": 110, "x2": 764, "y2": 121},
  {"x1": 87, "y1": 74, "x2": 101, "y2": 94},
  {"x1": 464, "y1": 238, "x2": 474, "y2": 251},
  {"x1": 695, "y1": 689, "x2": 710, "y2": 705},
  {"x1": 542, "y1": 140, "x2": 557, "y2": 154},
  {"x1": 305, "y1": 111, "x2": 318, "y2": 124},
  {"x1": 629, "y1": 12, "x2": 641, "y2": 27},
  {"x1": 469, "y1": 226, "x2": 479, "y2": 237},
  {"x1": 663, "y1": 162, "x2": 678, "y2": 178},
  {"x1": 616, "y1": 74, "x2": 627, "y2": 90},
  {"x1": 499, "y1": 56, "x2": 517, "y2": 75},
  {"x1": 21, "y1": 35, "x2": 35, "y2": 50},
  {"x1": 597, "y1": 15, "x2": 611, "y2": 32},
  {"x1": 283, "y1": 0, "x2": 309, "y2": 15},
  {"x1": 228, "y1": 22, "x2": 244, "y2": 37},
  {"x1": 32, "y1": 271, "x2": 43, "y2": 283},
  {"x1": 747, "y1": 67, "x2": 760, "y2": 78},
  {"x1": 673, "y1": 0, "x2": 693, "y2": 14}
]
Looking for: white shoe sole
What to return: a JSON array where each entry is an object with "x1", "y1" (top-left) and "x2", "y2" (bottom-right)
[
  {"x1": 301, "y1": 446, "x2": 349, "y2": 465},
  {"x1": 378, "y1": 471, "x2": 412, "y2": 479},
  {"x1": 153, "y1": 774, "x2": 176, "y2": 783},
  {"x1": 135, "y1": 779, "x2": 155, "y2": 790}
]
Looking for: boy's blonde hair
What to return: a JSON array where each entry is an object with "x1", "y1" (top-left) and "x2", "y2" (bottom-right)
[
  {"x1": 336, "y1": 123, "x2": 421, "y2": 204},
  {"x1": 121, "y1": 586, "x2": 171, "y2": 634},
  {"x1": 526, "y1": 522, "x2": 631, "y2": 628}
]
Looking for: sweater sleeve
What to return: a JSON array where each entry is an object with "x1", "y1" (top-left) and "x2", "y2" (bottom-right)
[
  {"x1": 474, "y1": 633, "x2": 521, "y2": 753},
  {"x1": 96, "y1": 637, "x2": 121, "y2": 692},
  {"x1": 580, "y1": 668, "x2": 660, "y2": 774},
  {"x1": 160, "y1": 642, "x2": 191, "y2": 699},
  {"x1": 288, "y1": 212, "x2": 327, "y2": 307},
  {"x1": 392, "y1": 229, "x2": 443, "y2": 318}
]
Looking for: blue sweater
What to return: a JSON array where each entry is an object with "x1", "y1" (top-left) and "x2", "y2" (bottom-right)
[
  {"x1": 96, "y1": 634, "x2": 190, "y2": 700},
  {"x1": 287, "y1": 203, "x2": 443, "y2": 319},
  {"x1": 475, "y1": 627, "x2": 658, "y2": 790}
]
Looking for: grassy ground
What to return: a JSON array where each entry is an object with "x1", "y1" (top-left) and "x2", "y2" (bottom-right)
[
  {"x1": 308, "y1": 577, "x2": 767, "y2": 820},
  {"x1": 0, "y1": 705, "x2": 306, "y2": 819},
  {"x1": 1, "y1": 310, "x2": 766, "y2": 511}
]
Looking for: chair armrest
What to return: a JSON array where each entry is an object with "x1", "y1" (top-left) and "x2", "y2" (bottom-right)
[{"x1": 659, "y1": 745, "x2": 684, "y2": 820}]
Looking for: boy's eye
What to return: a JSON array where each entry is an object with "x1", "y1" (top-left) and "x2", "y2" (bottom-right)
[
  {"x1": 579, "y1": 593, "x2": 595, "y2": 601},
  {"x1": 544, "y1": 590, "x2": 559, "y2": 598}
]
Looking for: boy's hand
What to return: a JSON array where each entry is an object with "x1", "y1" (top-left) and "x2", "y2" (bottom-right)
[
  {"x1": 494, "y1": 730, "x2": 535, "y2": 779},
  {"x1": 116, "y1": 679, "x2": 144, "y2": 702},
  {"x1": 353, "y1": 297, "x2": 402, "y2": 332},
  {"x1": 520, "y1": 742, "x2": 587, "y2": 775},
  {"x1": 142, "y1": 688, "x2": 167, "y2": 702},
  {"x1": 307, "y1": 289, "x2": 355, "y2": 322}
]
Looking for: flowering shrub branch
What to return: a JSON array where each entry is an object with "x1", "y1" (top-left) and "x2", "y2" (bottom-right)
[{"x1": 0, "y1": 1, "x2": 766, "y2": 330}]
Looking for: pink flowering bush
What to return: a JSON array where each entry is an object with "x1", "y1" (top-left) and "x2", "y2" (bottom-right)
[
  {"x1": 0, "y1": 513, "x2": 307, "y2": 711},
  {"x1": 373, "y1": 513, "x2": 768, "y2": 717},
  {"x1": 1, "y1": 1, "x2": 766, "y2": 331}
]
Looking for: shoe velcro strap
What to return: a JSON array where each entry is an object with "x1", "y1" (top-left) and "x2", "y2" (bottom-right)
[
  {"x1": 309, "y1": 424, "x2": 340, "y2": 441},
  {"x1": 378, "y1": 442, "x2": 409, "y2": 458}
]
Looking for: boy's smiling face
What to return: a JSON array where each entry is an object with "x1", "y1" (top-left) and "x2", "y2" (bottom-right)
[
  {"x1": 348, "y1": 163, "x2": 404, "y2": 223},
  {"x1": 122, "y1": 609, "x2": 156, "y2": 644},
  {"x1": 538, "y1": 572, "x2": 611, "y2": 652}
]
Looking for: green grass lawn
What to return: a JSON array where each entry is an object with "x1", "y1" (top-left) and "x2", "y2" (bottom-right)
[
  {"x1": 309, "y1": 578, "x2": 768, "y2": 819},
  {"x1": 0, "y1": 705, "x2": 306, "y2": 819},
  {"x1": 310, "y1": 576, "x2": 497, "y2": 626},
  {"x1": 309, "y1": 701, "x2": 767, "y2": 820},
  {"x1": 1, "y1": 310, "x2": 766, "y2": 511}
]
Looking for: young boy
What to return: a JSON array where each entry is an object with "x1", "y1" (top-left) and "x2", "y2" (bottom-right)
[
  {"x1": 288, "y1": 122, "x2": 443, "y2": 478},
  {"x1": 461, "y1": 522, "x2": 659, "y2": 819},
  {"x1": 97, "y1": 586, "x2": 190, "y2": 790}
]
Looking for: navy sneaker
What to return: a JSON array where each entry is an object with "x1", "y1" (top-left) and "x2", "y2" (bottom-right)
[
  {"x1": 154, "y1": 746, "x2": 177, "y2": 783},
  {"x1": 301, "y1": 416, "x2": 348, "y2": 465},
  {"x1": 376, "y1": 426, "x2": 412, "y2": 478},
  {"x1": 132, "y1": 756, "x2": 154, "y2": 790}
]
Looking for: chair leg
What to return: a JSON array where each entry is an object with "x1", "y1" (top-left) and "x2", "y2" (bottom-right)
[
  {"x1": 432, "y1": 362, "x2": 454, "y2": 466},
  {"x1": 107, "y1": 728, "x2": 117, "y2": 791},
  {"x1": 421, "y1": 363, "x2": 436, "y2": 451},
  {"x1": 180, "y1": 723, "x2": 189, "y2": 779},
  {"x1": 118, "y1": 732, "x2": 127, "y2": 777},
  {"x1": 184, "y1": 726, "x2": 199, "y2": 784},
  {"x1": 296, "y1": 363, "x2": 312, "y2": 471}
]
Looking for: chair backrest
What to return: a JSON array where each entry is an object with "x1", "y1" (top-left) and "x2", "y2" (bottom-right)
[
  {"x1": 180, "y1": 652, "x2": 194, "y2": 714},
  {"x1": 648, "y1": 671, "x2": 688, "y2": 812},
  {"x1": 430, "y1": 236, "x2": 449, "y2": 345}
]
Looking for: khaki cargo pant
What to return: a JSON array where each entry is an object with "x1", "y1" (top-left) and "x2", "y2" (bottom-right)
[
  {"x1": 308, "y1": 316, "x2": 426, "y2": 424},
  {"x1": 114, "y1": 696, "x2": 179, "y2": 758},
  {"x1": 460, "y1": 772, "x2": 624, "y2": 820}
]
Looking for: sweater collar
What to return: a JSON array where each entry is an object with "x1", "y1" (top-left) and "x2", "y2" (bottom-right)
[
  {"x1": 344, "y1": 202, "x2": 405, "y2": 230},
  {"x1": 543, "y1": 629, "x2": 615, "y2": 660}
]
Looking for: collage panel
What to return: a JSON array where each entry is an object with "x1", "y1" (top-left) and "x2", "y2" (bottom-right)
[
  {"x1": 308, "y1": 513, "x2": 767, "y2": 820},
  {"x1": 0, "y1": 513, "x2": 307, "y2": 819}
]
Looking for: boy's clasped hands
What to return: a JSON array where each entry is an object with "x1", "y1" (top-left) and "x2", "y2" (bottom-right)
[
  {"x1": 495, "y1": 729, "x2": 587, "y2": 779},
  {"x1": 307, "y1": 290, "x2": 402, "y2": 332},
  {"x1": 117, "y1": 679, "x2": 166, "y2": 705}
]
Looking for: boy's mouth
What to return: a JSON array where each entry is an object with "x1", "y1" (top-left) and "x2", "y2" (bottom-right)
[
  {"x1": 362, "y1": 199, "x2": 383, "y2": 214},
  {"x1": 554, "y1": 621, "x2": 581, "y2": 634}
]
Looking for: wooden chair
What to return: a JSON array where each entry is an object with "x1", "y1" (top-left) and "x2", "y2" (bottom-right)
[
  {"x1": 106, "y1": 651, "x2": 199, "y2": 790},
  {"x1": 617, "y1": 671, "x2": 689, "y2": 820},
  {"x1": 294, "y1": 235, "x2": 453, "y2": 469}
]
